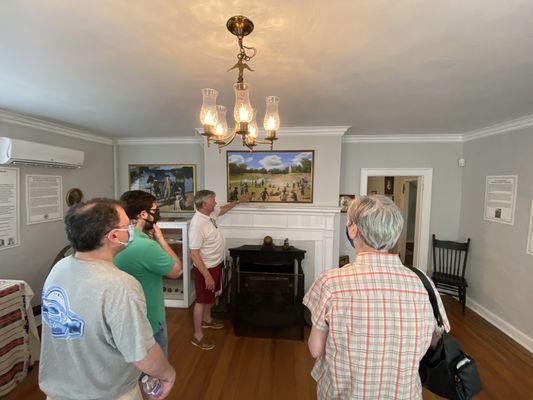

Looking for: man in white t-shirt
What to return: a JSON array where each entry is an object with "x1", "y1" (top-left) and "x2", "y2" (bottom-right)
[{"x1": 189, "y1": 190, "x2": 251, "y2": 350}]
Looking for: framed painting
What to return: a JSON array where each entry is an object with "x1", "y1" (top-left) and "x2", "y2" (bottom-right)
[
  {"x1": 128, "y1": 164, "x2": 197, "y2": 212},
  {"x1": 339, "y1": 194, "x2": 355, "y2": 213},
  {"x1": 227, "y1": 150, "x2": 314, "y2": 203},
  {"x1": 384, "y1": 176, "x2": 394, "y2": 195}
]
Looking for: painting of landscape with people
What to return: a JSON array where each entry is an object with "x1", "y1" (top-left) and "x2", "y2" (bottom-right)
[
  {"x1": 128, "y1": 164, "x2": 196, "y2": 212},
  {"x1": 227, "y1": 151, "x2": 314, "y2": 203}
]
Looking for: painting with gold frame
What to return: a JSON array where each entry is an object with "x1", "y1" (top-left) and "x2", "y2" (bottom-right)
[
  {"x1": 227, "y1": 150, "x2": 314, "y2": 203},
  {"x1": 128, "y1": 164, "x2": 196, "y2": 212}
]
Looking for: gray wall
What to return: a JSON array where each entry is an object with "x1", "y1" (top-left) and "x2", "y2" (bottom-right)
[
  {"x1": 117, "y1": 142, "x2": 205, "y2": 206},
  {"x1": 0, "y1": 121, "x2": 114, "y2": 302},
  {"x1": 338, "y1": 142, "x2": 464, "y2": 261},
  {"x1": 459, "y1": 129, "x2": 533, "y2": 339}
]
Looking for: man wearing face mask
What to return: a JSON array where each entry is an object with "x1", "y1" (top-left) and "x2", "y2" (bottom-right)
[
  {"x1": 40, "y1": 198, "x2": 175, "y2": 400},
  {"x1": 114, "y1": 190, "x2": 182, "y2": 356}
]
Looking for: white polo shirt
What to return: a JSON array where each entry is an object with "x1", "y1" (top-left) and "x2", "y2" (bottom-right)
[{"x1": 189, "y1": 206, "x2": 225, "y2": 268}]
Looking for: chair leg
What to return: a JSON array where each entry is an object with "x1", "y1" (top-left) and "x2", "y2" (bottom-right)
[{"x1": 461, "y1": 288, "x2": 466, "y2": 315}]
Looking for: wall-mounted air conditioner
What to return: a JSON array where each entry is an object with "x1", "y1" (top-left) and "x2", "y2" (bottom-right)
[{"x1": 0, "y1": 137, "x2": 84, "y2": 168}]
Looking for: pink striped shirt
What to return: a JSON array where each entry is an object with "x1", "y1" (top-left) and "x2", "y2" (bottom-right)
[{"x1": 303, "y1": 252, "x2": 450, "y2": 399}]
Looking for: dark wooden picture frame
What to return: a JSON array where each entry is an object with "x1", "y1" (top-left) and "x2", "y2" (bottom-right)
[
  {"x1": 226, "y1": 150, "x2": 314, "y2": 203},
  {"x1": 384, "y1": 176, "x2": 395, "y2": 195},
  {"x1": 339, "y1": 194, "x2": 355, "y2": 213},
  {"x1": 128, "y1": 164, "x2": 197, "y2": 212}
]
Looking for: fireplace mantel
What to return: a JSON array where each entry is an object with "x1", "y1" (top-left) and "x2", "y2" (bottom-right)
[{"x1": 219, "y1": 204, "x2": 341, "y2": 284}]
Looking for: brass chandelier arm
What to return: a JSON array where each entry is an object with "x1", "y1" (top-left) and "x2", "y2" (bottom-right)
[
  {"x1": 215, "y1": 130, "x2": 239, "y2": 149},
  {"x1": 253, "y1": 138, "x2": 275, "y2": 150}
]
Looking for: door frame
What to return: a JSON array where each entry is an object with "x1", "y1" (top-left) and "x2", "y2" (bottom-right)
[
  {"x1": 399, "y1": 177, "x2": 421, "y2": 265},
  {"x1": 360, "y1": 168, "x2": 433, "y2": 272}
]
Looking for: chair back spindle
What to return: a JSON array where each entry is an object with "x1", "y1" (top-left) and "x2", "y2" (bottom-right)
[{"x1": 431, "y1": 234, "x2": 471, "y2": 315}]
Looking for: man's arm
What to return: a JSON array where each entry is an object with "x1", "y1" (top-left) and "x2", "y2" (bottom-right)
[
  {"x1": 152, "y1": 225, "x2": 183, "y2": 279},
  {"x1": 308, "y1": 325, "x2": 328, "y2": 359},
  {"x1": 190, "y1": 249, "x2": 215, "y2": 291},
  {"x1": 219, "y1": 193, "x2": 252, "y2": 216},
  {"x1": 133, "y1": 343, "x2": 176, "y2": 399}
]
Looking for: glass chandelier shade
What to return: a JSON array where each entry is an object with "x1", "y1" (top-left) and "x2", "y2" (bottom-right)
[
  {"x1": 233, "y1": 82, "x2": 254, "y2": 135},
  {"x1": 263, "y1": 96, "x2": 280, "y2": 139},
  {"x1": 215, "y1": 105, "x2": 228, "y2": 142},
  {"x1": 249, "y1": 111, "x2": 259, "y2": 137},
  {"x1": 200, "y1": 88, "x2": 219, "y2": 136}
]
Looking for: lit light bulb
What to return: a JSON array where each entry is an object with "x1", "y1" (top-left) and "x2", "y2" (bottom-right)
[
  {"x1": 249, "y1": 125, "x2": 257, "y2": 138},
  {"x1": 203, "y1": 111, "x2": 216, "y2": 126},
  {"x1": 215, "y1": 123, "x2": 224, "y2": 138},
  {"x1": 267, "y1": 116, "x2": 276, "y2": 130},
  {"x1": 239, "y1": 105, "x2": 250, "y2": 122}
]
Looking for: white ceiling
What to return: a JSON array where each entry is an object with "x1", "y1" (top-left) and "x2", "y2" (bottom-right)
[{"x1": 1, "y1": 0, "x2": 533, "y2": 138}]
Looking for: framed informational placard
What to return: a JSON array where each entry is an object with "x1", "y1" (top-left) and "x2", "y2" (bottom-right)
[
  {"x1": 26, "y1": 175, "x2": 63, "y2": 224},
  {"x1": 484, "y1": 175, "x2": 518, "y2": 225},
  {"x1": 527, "y1": 201, "x2": 533, "y2": 256},
  {"x1": 0, "y1": 167, "x2": 20, "y2": 251}
]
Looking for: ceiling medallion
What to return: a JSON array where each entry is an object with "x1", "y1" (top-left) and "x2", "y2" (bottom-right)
[{"x1": 199, "y1": 15, "x2": 280, "y2": 152}]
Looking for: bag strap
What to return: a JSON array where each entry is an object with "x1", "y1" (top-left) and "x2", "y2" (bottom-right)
[{"x1": 406, "y1": 266, "x2": 443, "y2": 327}]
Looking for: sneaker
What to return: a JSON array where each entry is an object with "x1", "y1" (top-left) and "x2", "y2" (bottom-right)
[
  {"x1": 191, "y1": 337, "x2": 215, "y2": 350},
  {"x1": 201, "y1": 320, "x2": 224, "y2": 330}
]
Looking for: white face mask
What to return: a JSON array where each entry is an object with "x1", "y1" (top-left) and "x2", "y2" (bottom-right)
[{"x1": 110, "y1": 224, "x2": 135, "y2": 248}]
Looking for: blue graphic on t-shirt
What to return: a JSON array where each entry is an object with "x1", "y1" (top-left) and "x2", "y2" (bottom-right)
[{"x1": 42, "y1": 286, "x2": 85, "y2": 339}]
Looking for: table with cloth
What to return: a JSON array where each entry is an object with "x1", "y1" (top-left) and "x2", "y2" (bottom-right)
[{"x1": 0, "y1": 279, "x2": 40, "y2": 396}]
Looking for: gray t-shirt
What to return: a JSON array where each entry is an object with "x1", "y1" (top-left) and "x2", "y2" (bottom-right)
[{"x1": 39, "y1": 255, "x2": 155, "y2": 400}]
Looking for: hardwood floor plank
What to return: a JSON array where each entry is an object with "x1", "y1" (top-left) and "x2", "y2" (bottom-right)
[{"x1": 5, "y1": 296, "x2": 533, "y2": 399}]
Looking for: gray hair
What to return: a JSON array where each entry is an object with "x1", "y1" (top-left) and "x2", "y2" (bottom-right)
[
  {"x1": 194, "y1": 190, "x2": 215, "y2": 209},
  {"x1": 346, "y1": 195, "x2": 404, "y2": 251}
]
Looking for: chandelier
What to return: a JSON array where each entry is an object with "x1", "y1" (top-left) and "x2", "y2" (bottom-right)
[{"x1": 199, "y1": 15, "x2": 280, "y2": 152}]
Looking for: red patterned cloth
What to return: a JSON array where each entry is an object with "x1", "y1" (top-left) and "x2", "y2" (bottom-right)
[
  {"x1": 303, "y1": 252, "x2": 450, "y2": 400},
  {"x1": 0, "y1": 281, "x2": 31, "y2": 397}
]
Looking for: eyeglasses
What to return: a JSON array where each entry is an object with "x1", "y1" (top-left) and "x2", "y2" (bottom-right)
[
  {"x1": 210, "y1": 217, "x2": 218, "y2": 228},
  {"x1": 146, "y1": 208, "x2": 160, "y2": 218}
]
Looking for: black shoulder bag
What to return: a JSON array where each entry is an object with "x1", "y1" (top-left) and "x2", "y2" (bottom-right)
[{"x1": 407, "y1": 267, "x2": 482, "y2": 400}]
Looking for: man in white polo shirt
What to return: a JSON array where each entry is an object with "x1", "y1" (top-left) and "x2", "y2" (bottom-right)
[{"x1": 189, "y1": 190, "x2": 251, "y2": 350}]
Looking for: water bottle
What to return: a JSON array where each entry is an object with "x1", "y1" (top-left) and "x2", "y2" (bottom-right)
[{"x1": 141, "y1": 374, "x2": 162, "y2": 398}]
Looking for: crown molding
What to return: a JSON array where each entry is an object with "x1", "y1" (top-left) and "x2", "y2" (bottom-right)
[
  {"x1": 277, "y1": 126, "x2": 351, "y2": 136},
  {"x1": 343, "y1": 113, "x2": 533, "y2": 144},
  {"x1": 116, "y1": 136, "x2": 202, "y2": 145},
  {"x1": 342, "y1": 133, "x2": 463, "y2": 143},
  {"x1": 0, "y1": 109, "x2": 113, "y2": 145},
  {"x1": 462, "y1": 114, "x2": 533, "y2": 142},
  {"x1": 195, "y1": 126, "x2": 350, "y2": 138}
]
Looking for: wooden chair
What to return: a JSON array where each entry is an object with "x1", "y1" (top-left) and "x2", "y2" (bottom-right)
[
  {"x1": 50, "y1": 245, "x2": 73, "y2": 271},
  {"x1": 431, "y1": 234, "x2": 471, "y2": 315}
]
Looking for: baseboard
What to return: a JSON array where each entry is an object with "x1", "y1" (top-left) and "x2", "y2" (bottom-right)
[{"x1": 467, "y1": 298, "x2": 533, "y2": 354}]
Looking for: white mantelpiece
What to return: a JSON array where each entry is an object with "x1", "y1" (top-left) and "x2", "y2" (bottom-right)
[{"x1": 219, "y1": 204, "x2": 341, "y2": 287}]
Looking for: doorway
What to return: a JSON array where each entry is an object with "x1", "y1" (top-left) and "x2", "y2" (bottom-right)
[
  {"x1": 367, "y1": 176, "x2": 421, "y2": 266},
  {"x1": 360, "y1": 168, "x2": 433, "y2": 272}
]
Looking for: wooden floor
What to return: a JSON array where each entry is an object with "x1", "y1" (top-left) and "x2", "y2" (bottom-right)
[{"x1": 5, "y1": 296, "x2": 533, "y2": 399}]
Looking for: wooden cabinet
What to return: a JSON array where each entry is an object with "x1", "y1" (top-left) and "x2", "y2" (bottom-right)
[
  {"x1": 158, "y1": 219, "x2": 194, "y2": 308},
  {"x1": 228, "y1": 245, "x2": 306, "y2": 340}
]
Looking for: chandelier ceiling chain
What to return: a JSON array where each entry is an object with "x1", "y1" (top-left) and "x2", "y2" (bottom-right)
[{"x1": 199, "y1": 15, "x2": 280, "y2": 152}]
